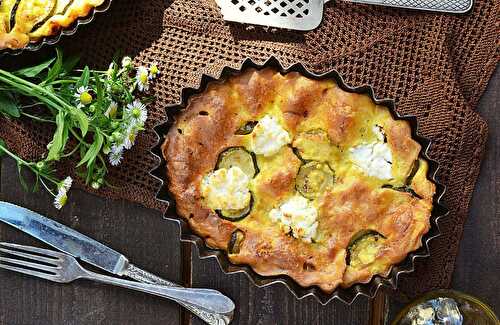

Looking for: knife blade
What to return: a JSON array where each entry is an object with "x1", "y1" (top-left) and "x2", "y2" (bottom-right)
[
  {"x1": 0, "y1": 201, "x2": 128, "y2": 274},
  {"x1": 0, "y1": 201, "x2": 233, "y2": 325}
]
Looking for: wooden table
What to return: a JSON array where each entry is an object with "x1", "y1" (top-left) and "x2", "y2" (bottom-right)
[{"x1": 0, "y1": 62, "x2": 497, "y2": 324}]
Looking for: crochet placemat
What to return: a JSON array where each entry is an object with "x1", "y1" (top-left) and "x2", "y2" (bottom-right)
[{"x1": 0, "y1": 0, "x2": 498, "y2": 298}]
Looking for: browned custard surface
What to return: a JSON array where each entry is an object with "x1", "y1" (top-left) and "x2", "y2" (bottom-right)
[{"x1": 163, "y1": 68, "x2": 435, "y2": 292}]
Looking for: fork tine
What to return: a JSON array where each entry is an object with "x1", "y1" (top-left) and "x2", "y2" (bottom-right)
[
  {"x1": 0, "y1": 248, "x2": 59, "y2": 266},
  {"x1": 0, "y1": 263, "x2": 59, "y2": 282},
  {"x1": 0, "y1": 242, "x2": 64, "y2": 259},
  {"x1": 0, "y1": 257, "x2": 59, "y2": 273}
]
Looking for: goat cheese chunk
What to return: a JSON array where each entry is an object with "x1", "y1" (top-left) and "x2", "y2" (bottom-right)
[
  {"x1": 269, "y1": 195, "x2": 318, "y2": 243},
  {"x1": 201, "y1": 167, "x2": 251, "y2": 211},
  {"x1": 251, "y1": 115, "x2": 291, "y2": 156},
  {"x1": 349, "y1": 125, "x2": 393, "y2": 180}
]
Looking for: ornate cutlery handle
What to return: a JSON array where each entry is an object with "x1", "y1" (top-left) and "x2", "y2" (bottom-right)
[{"x1": 123, "y1": 264, "x2": 233, "y2": 325}]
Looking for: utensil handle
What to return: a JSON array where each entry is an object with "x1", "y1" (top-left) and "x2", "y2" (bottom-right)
[
  {"x1": 124, "y1": 264, "x2": 233, "y2": 325},
  {"x1": 82, "y1": 268, "x2": 234, "y2": 316}
]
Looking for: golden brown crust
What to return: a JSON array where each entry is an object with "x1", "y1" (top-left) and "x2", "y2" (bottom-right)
[
  {"x1": 163, "y1": 68, "x2": 436, "y2": 292},
  {"x1": 0, "y1": 0, "x2": 105, "y2": 50}
]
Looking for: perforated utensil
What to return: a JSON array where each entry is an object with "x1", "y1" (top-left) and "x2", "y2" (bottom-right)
[
  {"x1": 215, "y1": 0, "x2": 472, "y2": 31},
  {"x1": 215, "y1": 0, "x2": 325, "y2": 30}
]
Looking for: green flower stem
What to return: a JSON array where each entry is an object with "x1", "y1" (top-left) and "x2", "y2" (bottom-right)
[
  {"x1": 48, "y1": 79, "x2": 78, "y2": 85},
  {"x1": 0, "y1": 70, "x2": 71, "y2": 111},
  {"x1": 0, "y1": 73, "x2": 66, "y2": 112},
  {"x1": 21, "y1": 112, "x2": 54, "y2": 124},
  {"x1": 0, "y1": 142, "x2": 59, "y2": 186},
  {"x1": 62, "y1": 143, "x2": 81, "y2": 158},
  {"x1": 21, "y1": 102, "x2": 45, "y2": 109},
  {"x1": 69, "y1": 128, "x2": 91, "y2": 148},
  {"x1": 39, "y1": 178, "x2": 56, "y2": 197}
]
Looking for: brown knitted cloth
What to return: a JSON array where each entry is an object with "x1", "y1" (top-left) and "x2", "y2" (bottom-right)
[{"x1": 0, "y1": 0, "x2": 498, "y2": 298}]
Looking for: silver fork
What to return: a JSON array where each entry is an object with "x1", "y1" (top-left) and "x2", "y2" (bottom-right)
[{"x1": 0, "y1": 242, "x2": 234, "y2": 315}]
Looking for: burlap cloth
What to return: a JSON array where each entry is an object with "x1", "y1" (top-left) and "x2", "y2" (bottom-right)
[{"x1": 0, "y1": 0, "x2": 498, "y2": 298}]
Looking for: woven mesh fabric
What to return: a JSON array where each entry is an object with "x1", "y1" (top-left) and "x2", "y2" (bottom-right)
[{"x1": 0, "y1": 0, "x2": 498, "y2": 297}]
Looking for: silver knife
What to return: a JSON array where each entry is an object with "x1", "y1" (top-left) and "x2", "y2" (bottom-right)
[{"x1": 0, "y1": 201, "x2": 232, "y2": 325}]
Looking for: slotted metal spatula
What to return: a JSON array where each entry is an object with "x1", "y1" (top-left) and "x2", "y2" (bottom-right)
[{"x1": 215, "y1": 0, "x2": 472, "y2": 31}]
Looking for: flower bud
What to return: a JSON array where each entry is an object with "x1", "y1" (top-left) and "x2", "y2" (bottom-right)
[
  {"x1": 112, "y1": 131, "x2": 122, "y2": 142},
  {"x1": 111, "y1": 83, "x2": 123, "y2": 94},
  {"x1": 110, "y1": 121, "x2": 120, "y2": 130},
  {"x1": 103, "y1": 145, "x2": 111, "y2": 154},
  {"x1": 121, "y1": 56, "x2": 132, "y2": 68}
]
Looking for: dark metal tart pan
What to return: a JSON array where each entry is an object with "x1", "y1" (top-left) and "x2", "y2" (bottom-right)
[
  {"x1": 150, "y1": 56, "x2": 448, "y2": 305},
  {"x1": 1, "y1": 0, "x2": 112, "y2": 56}
]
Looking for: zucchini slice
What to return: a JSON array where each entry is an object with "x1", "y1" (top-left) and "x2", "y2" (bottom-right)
[
  {"x1": 216, "y1": 147, "x2": 258, "y2": 178},
  {"x1": 9, "y1": 0, "x2": 19, "y2": 31},
  {"x1": 346, "y1": 230, "x2": 385, "y2": 268},
  {"x1": 29, "y1": 0, "x2": 73, "y2": 37},
  {"x1": 405, "y1": 159, "x2": 420, "y2": 185},
  {"x1": 235, "y1": 121, "x2": 258, "y2": 135},
  {"x1": 216, "y1": 195, "x2": 253, "y2": 221},
  {"x1": 381, "y1": 160, "x2": 423, "y2": 199},
  {"x1": 0, "y1": 0, "x2": 18, "y2": 33},
  {"x1": 381, "y1": 184, "x2": 422, "y2": 199},
  {"x1": 292, "y1": 129, "x2": 333, "y2": 162},
  {"x1": 296, "y1": 161, "x2": 335, "y2": 199},
  {"x1": 228, "y1": 230, "x2": 245, "y2": 254},
  {"x1": 13, "y1": 0, "x2": 56, "y2": 34}
]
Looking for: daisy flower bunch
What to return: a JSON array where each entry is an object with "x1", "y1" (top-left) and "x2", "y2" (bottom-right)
[{"x1": 0, "y1": 49, "x2": 160, "y2": 209}]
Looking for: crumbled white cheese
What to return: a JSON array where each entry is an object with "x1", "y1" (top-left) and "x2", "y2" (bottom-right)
[
  {"x1": 350, "y1": 125, "x2": 393, "y2": 180},
  {"x1": 251, "y1": 115, "x2": 291, "y2": 157},
  {"x1": 201, "y1": 167, "x2": 251, "y2": 211},
  {"x1": 269, "y1": 195, "x2": 318, "y2": 243}
]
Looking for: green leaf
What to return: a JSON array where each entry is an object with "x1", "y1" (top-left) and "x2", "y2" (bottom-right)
[
  {"x1": 0, "y1": 139, "x2": 6, "y2": 158},
  {"x1": 17, "y1": 164, "x2": 30, "y2": 192},
  {"x1": 76, "y1": 66, "x2": 90, "y2": 89},
  {"x1": 33, "y1": 174, "x2": 40, "y2": 192},
  {"x1": 69, "y1": 107, "x2": 88, "y2": 136},
  {"x1": 46, "y1": 111, "x2": 67, "y2": 161},
  {"x1": 44, "y1": 48, "x2": 64, "y2": 84},
  {"x1": 62, "y1": 55, "x2": 80, "y2": 74},
  {"x1": 77, "y1": 130, "x2": 103, "y2": 168},
  {"x1": 0, "y1": 91, "x2": 20, "y2": 118},
  {"x1": 85, "y1": 160, "x2": 95, "y2": 184},
  {"x1": 14, "y1": 57, "x2": 55, "y2": 78}
]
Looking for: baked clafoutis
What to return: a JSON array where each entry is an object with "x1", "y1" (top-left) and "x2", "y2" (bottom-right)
[
  {"x1": 0, "y1": 0, "x2": 105, "y2": 50},
  {"x1": 163, "y1": 68, "x2": 436, "y2": 292}
]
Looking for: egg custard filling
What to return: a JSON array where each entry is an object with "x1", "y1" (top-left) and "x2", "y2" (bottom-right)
[{"x1": 163, "y1": 68, "x2": 436, "y2": 292}]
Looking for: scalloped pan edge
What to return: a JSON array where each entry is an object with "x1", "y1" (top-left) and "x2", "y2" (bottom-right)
[{"x1": 149, "y1": 56, "x2": 449, "y2": 305}]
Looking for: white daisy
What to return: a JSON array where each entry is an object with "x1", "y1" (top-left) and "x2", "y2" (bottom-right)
[
  {"x1": 62, "y1": 176, "x2": 73, "y2": 192},
  {"x1": 149, "y1": 62, "x2": 159, "y2": 79},
  {"x1": 122, "y1": 124, "x2": 138, "y2": 150},
  {"x1": 106, "y1": 62, "x2": 115, "y2": 79},
  {"x1": 121, "y1": 56, "x2": 132, "y2": 68},
  {"x1": 136, "y1": 66, "x2": 150, "y2": 92},
  {"x1": 105, "y1": 101, "x2": 118, "y2": 119},
  {"x1": 53, "y1": 186, "x2": 68, "y2": 210},
  {"x1": 126, "y1": 99, "x2": 148, "y2": 125},
  {"x1": 74, "y1": 86, "x2": 93, "y2": 108},
  {"x1": 108, "y1": 145, "x2": 124, "y2": 166}
]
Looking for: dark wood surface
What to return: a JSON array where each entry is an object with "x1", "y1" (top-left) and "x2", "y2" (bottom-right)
[{"x1": 0, "y1": 64, "x2": 497, "y2": 324}]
